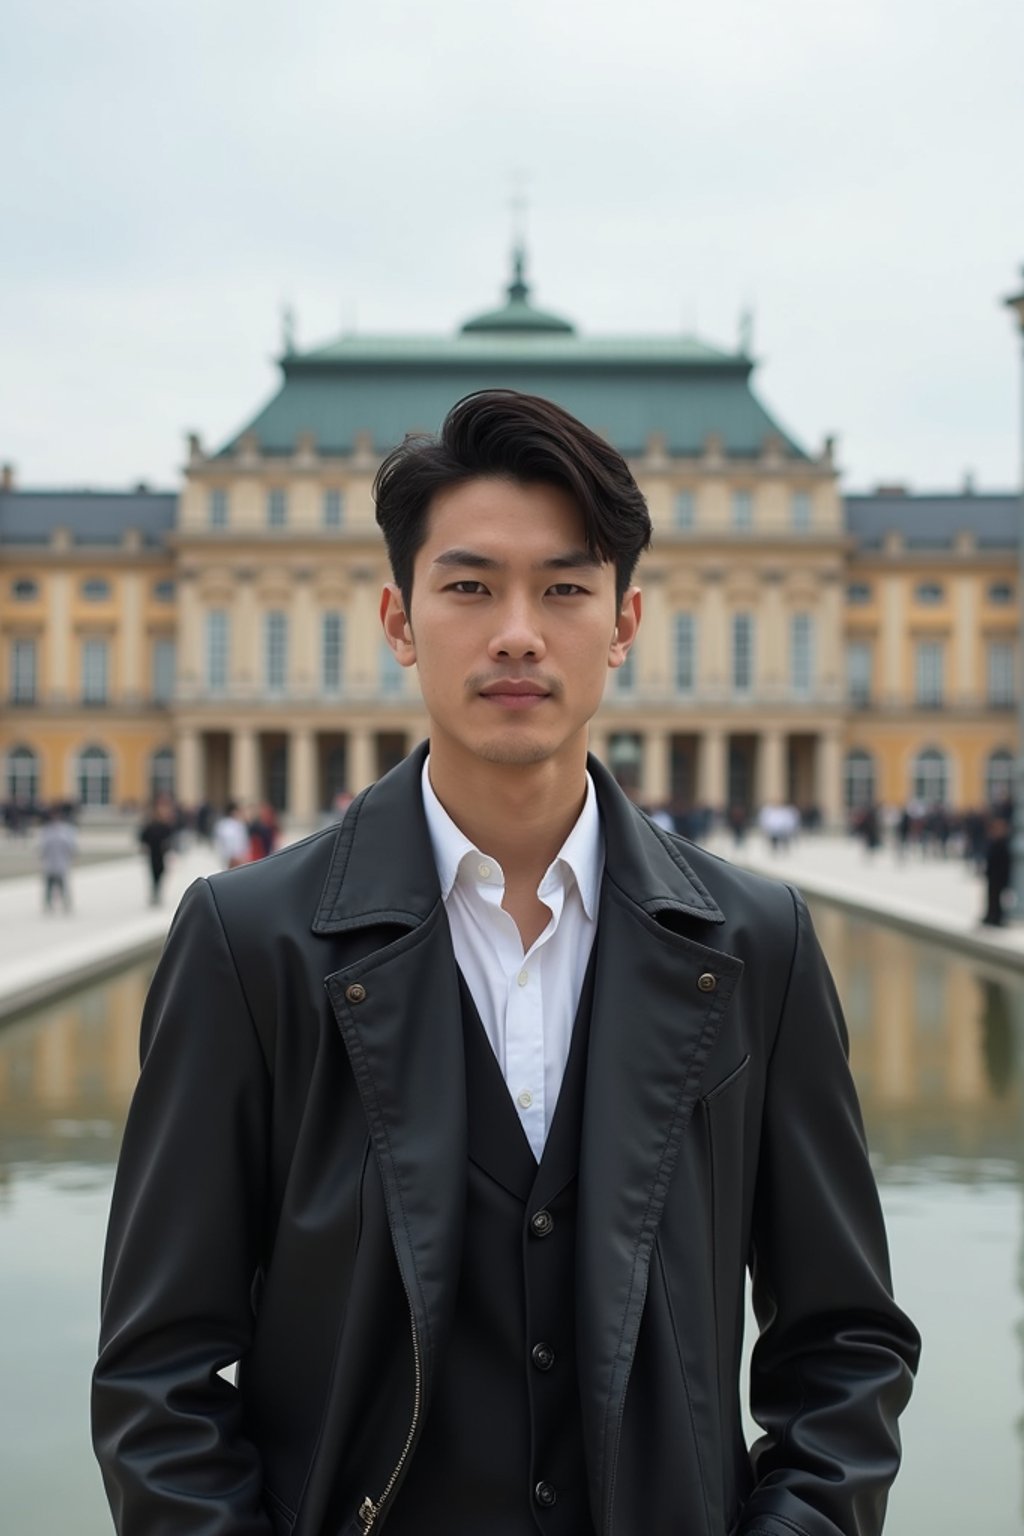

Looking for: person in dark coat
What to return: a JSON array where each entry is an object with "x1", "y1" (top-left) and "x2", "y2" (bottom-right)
[
  {"x1": 92, "y1": 391, "x2": 918, "y2": 1536},
  {"x1": 981, "y1": 815, "x2": 1012, "y2": 926},
  {"x1": 138, "y1": 794, "x2": 177, "y2": 906}
]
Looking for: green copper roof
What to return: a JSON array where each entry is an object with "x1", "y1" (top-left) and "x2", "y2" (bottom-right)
[{"x1": 217, "y1": 260, "x2": 810, "y2": 463}]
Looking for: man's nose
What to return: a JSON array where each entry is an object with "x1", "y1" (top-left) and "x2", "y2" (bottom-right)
[{"x1": 488, "y1": 598, "x2": 546, "y2": 661}]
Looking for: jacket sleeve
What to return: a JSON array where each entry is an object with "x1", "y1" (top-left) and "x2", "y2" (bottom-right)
[
  {"x1": 739, "y1": 888, "x2": 920, "y2": 1536},
  {"x1": 92, "y1": 876, "x2": 275, "y2": 1536}
]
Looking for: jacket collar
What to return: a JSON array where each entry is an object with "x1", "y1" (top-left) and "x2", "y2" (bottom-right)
[{"x1": 312, "y1": 740, "x2": 724, "y2": 936}]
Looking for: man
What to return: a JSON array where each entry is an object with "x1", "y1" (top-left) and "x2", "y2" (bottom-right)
[
  {"x1": 39, "y1": 803, "x2": 77, "y2": 912},
  {"x1": 213, "y1": 797, "x2": 251, "y2": 868},
  {"x1": 93, "y1": 390, "x2": 919, "y2": 1536}
]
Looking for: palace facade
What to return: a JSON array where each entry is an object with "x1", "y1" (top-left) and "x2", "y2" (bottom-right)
[{"x1": 0, "y1": 259, "x2": 1018, "y2": 825}]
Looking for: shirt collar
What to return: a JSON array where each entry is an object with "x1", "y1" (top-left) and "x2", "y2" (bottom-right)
[{"x1": 421, "y1": 756, "x2": 603, "y2": 919}]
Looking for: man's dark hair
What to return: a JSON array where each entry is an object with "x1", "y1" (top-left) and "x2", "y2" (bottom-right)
[{"x1": 373, "y1": 389, "x2": 652, "y2": 611}]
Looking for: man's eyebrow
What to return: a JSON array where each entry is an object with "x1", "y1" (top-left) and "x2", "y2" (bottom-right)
[{"x1": 431, "y1": 548, "x2": 602, "y2": 572}]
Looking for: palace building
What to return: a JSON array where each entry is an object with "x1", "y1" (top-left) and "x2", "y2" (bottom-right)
[{"x1": 0, "y1": 257, "x2": 1017, "y2": 825}]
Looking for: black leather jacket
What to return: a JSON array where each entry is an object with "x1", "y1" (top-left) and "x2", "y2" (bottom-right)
[{"x1": 93, "y1": 745, "x2": 919, "y2": 1536}]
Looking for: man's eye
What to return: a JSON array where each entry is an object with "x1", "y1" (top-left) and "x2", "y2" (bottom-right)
[
  {"x1": 548, "y1": 583, "x2": 586, "y2": 597},
  {"x1": 446, "y1": 580, "x2": 488, "y2": 595}
]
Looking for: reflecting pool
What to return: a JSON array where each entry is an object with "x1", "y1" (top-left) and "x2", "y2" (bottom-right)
[{"x1": 0, "y1": 905, "x2": 1021, "y2": 1534}]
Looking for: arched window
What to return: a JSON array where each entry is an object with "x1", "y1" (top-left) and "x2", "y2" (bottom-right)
[
  {"x1": 150, "y1": 747, "x2": 175, "y2": 800},
  {"x1": 82, "y1": 578, "x2": 111, "y2": 602},
  {"x1": 6, "y1": 743, "x2": 39, "y2": 803},
  {"x1": 911, "y1": 746, "x2": 949, "y2": 806},
  {"x1": 12, "y1": 577, "x2": 38, "y2": 601},
  {"x1": 77, "y1": 744, "x2": 113, "y2": 807},
  {"x1": 986, "y1": 748, "x2": 1015, "y2": 808},
  {"x1": 844, "y1": 749, "x2": 875, "y2": 810}
]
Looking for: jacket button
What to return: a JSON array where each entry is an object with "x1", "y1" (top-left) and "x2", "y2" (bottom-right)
[
  {"x1": 345, "y1": 983, "x2": 367, "y2": 1004},
  {"x1": 697, "y1": 972, "x2": 717, "y2": 993},
  {"x1": 531, "y1": 1342, "x2": 555, "y2": 1371},
  {"x1": 534, "y1": 1481, "x2": 557, "y2": 1508},
  {"x1": 530, "y1": 1209, "x2": 554, "y2": 1238}
]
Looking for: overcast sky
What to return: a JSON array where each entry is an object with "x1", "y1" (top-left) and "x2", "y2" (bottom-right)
[{"x1": 2, "y1": 0, "x2": 1022, "y2": 493}]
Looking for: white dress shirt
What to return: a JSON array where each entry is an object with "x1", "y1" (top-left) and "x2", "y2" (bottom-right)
[{"x1": 421, "y1": 758, "x2": 604, "y2": 1159}]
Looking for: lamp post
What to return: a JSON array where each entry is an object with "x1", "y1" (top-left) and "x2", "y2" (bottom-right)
[{"x1": 1004, "y1": 268, "x2": 1024, "y2": 916}]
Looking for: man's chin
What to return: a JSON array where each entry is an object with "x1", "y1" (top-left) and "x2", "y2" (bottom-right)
[{"x1": 474, "y1": 737, "x2": 554, "y2": 767}]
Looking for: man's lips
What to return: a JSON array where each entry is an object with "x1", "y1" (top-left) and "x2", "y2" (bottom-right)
[{"x1": 478, "y1": 680, "x2": 552, "y2": 708}]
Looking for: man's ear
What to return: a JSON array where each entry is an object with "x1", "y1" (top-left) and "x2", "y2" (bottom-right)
[
  {"x1": 380, "y1": 584, "x2": 417, "y2": 667},
  {"x1": 609, "y1": 587, "x2": 642, "y2": 669}
]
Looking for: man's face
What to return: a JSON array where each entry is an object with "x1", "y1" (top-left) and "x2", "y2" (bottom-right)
[{"x1": 380, "y1": 477, "x2": 640, "y2": 772}]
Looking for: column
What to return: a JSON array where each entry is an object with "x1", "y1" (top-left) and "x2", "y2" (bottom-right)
[
  {"x1": 120, "y1": 572, "x2": 142, "y2": 702},
  {"x1": 953, "y1": 575, "x2": 977, "y2": 705},
  {"x1": 816, "y1": 729, "x2": 844, "y2": 828},
  {"x1": 47, "y1": 571, "x2": 71, "y2": 702},
  {"x1": 292, "y1": 570, "x2": 316, "y2": 697},
  {"x1": 348, "y1": 727, "x2": 375, "y2": 792},
  {"x1": 643, "y1": 729, "x2": 671, "y2": 805},
  {"x1": 178, "y1": 569, "x2": 201, "y2": 693},
  {"x1": 638, "y1": 570, "x2": 667, "y2": 692},
  {"x1": 699, "y1": 570, "x2": 726, "y2": 692},
  {"x1": 759, "y1": 572, "x2": 785, "y2": 698},
  {"x1": 234, "y1": 569, "x2": 257, "y2": 693},
  {"x1": 819, "y1": 571, "x2": 844, "y2": 699},
  {"x1": 348, "y1": 570, "x2": 378, "y2": 694},
  {"x1": 698, "y1": 728, "x2": 726, "y2": 810},
  {"x1": 232, "y1": 726, "x2": 258, "y2": 802},
  {"x1": 759, "y1": 728, "x2": 785, "y2": 804},
  {"x1": 289, "y1": 727, "x2": 316, "y2": 823},
  {"x1": 175, "y1": 726, "x2": 201, "y2": 807}
]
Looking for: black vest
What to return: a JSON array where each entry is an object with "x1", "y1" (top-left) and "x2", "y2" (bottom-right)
[{"x1": 385, "y1": 955, "x2": 598, "y2": 1536}]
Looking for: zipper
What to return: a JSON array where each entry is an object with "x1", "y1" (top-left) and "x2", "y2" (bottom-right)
[{"x1": 357, "y1": 1309, "x2": 423, "y2": 1532}]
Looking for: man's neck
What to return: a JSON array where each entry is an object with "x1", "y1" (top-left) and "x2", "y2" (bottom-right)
[{"x1": 426, "y1": 737, "x2": 589, "y2": 888}]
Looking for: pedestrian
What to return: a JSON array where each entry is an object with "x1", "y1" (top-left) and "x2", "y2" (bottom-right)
[
  {"x1": 981, "y1": 815, "x2": 1012, "y2": 926},
  {"x1": 93, "y1": 390, "x2": 918, "y2": 1536},
  {"x1": 247, "y1": 800, "x2": 280, "y2": 861},
  {"x1": 39, "y1": 805, "x2": 76, "y2": 913},
  {"x1": 213, "y1": 799, "x2": 250, "y2": 869},
  {"x1": 138, "y1": 794, "x2": 177, "y2": 906}
]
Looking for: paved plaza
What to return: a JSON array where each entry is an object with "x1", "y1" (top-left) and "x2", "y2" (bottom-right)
[{"x1": 0, "y1": 820, "x2": 1021, "y2": 1021}]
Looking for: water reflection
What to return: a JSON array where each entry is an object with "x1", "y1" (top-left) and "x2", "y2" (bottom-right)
[{"x1": 1, "y1": 918, "x2": 1024, "y2": 1533}]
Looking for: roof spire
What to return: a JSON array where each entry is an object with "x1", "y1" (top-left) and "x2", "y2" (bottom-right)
[
  {"x1": 508, "y1": 170, "x2": 531, "y2": 303},
  {"x1": 509, "y1": 241, "x2": 529, "y2": 303}
]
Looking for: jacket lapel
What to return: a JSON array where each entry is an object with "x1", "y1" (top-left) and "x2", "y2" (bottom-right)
[
  {"x1": 577, "y1": 757, "x2": 745, "y2": 1532},
  {"x1": 316, "y1": 744, "x2": 467, "y2": 1402}
]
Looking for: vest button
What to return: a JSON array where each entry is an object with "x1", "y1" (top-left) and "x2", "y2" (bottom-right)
[
  {"x1": 531, "y1": 1341, "x2": 556, "y2": 1371},
  {"x1": 697, "y1": 972, "x2": 717, "y2": 993},
  {"x1": 345, "y1": 983, "x2": 367, "y2": 1004},
  {"x1": 534, "y1": 1481, "x2": 558, "y2": 1508},
  {"x1": 529, "y1": 1209, "x2": 554, "y2": 1238}
]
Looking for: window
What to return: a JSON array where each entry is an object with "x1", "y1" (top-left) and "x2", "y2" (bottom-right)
[
  {"x1": 915, "y1": 582, "x2": 944, "y2": 605},
  {"x1": 82, "y1": 638, "x2": 109, "y2": 703},
  {"x1": 264, "y1": 611, "x2": 288, "y2": 692},
  {"x1": 323, "y1": 489, "x2": 345, "y2": 528},
  {"x1": 986, "y1": 749, "x2": 1014, "y2": 807},
  {"x1": 267, "y1": 489, "x2": 288, "y2": 528},
  {"x1": 674, "y1": 614, "x2": 696, "y2": 692},
  {"x1": 614, "y1": 647, "x2": 636, "y2": 693},
  {"x1": 152, "y1": 638, "x2": 176, "y2": 703},
  {"x1": 6, "y1": 744, "x2": 39, "y2": 803},
  {"x1": 379, "y1": 641, "x2": 404, "y2": 697},
  {"x1": 673, "y1": 490, "x2": 695, "y2": 530},
  {"x1": 206, "y1": 609, "x2": 229, "y2": 692},
  {"x1": 209, "y1": 488, "x2": 228, "y2": 528},
  {"x1": 608, "y1": 732, "x2": 643, "y2": 792},
  {"x1": 11, "y1": 638, "x2": 37, "y2": 703},
  {"x1": 732, "y1": 612, "x2": 754, "y2": 691},
  {"x1": 77, "y1": 744, "x2": 113, "y2": 806},
  {"x1": 790, "y1": 612, "x2": 814, "y2": 695},
  {"x1": 914, "y1": 642, "x2": 944, "y2": 707},
  {"x1": 82, "y1": 578, "x2": 111, "y2": 602},
  {"x1": 988, "y1": 582, "x2": 1014, "y2": 606},
  {"x1": 150, "y1": 747, "x2": 175, "y2": 800},
  {"x1": 153, "y1": 579, "x2": 175, "y2": 603},
  {"x1": 12, "y1": 578, "x2": 38, "y2": 601},
  {"x1": 846, "y1": 582, "x2": 872, "y2": 605},
  {"x1": 846, "y1": 642, "x2": 872, "y2": 707},
  {"x1": 322, "y1": 612, "x2": 345, "y2": 693},
  {"x1": 912, "y1": 747, "x2": 948, "y2": 805},
  {"x1": 791, "y1": 491, "x2": 812, "y2": 531},
  {"x1": 987, "y1": 641, "x2": 1015, "y2": 707},
  {"x1": 731, "y1": 490, "x2": 753, "y2": 531},
  {"x1": 844, "y1": 749, "x2": 876, "y2": 810}
]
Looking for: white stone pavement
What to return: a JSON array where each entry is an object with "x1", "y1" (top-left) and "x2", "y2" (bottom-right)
[{"x1": 1, "y1": 823, "x2": 1022, "y2": 1022}]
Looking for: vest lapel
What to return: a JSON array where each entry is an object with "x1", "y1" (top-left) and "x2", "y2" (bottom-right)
[
  {"x1": 531, "y1": 941, "x2": 598, "y2": 1210},
  {"x1": 460, "y1": 973, "x2": 537, "y2": 1202}
]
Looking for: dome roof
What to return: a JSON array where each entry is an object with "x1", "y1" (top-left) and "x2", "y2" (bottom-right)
[{"x1": 460, "y1": 247, "x2": 576, "y2": 336}]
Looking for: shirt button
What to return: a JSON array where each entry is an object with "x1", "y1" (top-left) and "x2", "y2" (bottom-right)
[
  {"x1": 517, "y1": 968, "x2": 529, "y2": 987},
  {"x1": 477, "y1": 862, "x2": 492, "y2": 880},
  {"x1": 530, "y1": 1209, "x2": 554, "y2": 1238},
  {"x1": 531, "y1": 1341, "x2": 556, "y2": 1371},
  {"x1": 517, "y1": 1089, "x2": 533, "y2": 1109},
  {"x1": 534, "y1": 1481, "x2": 557, "y2": 1508}
]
